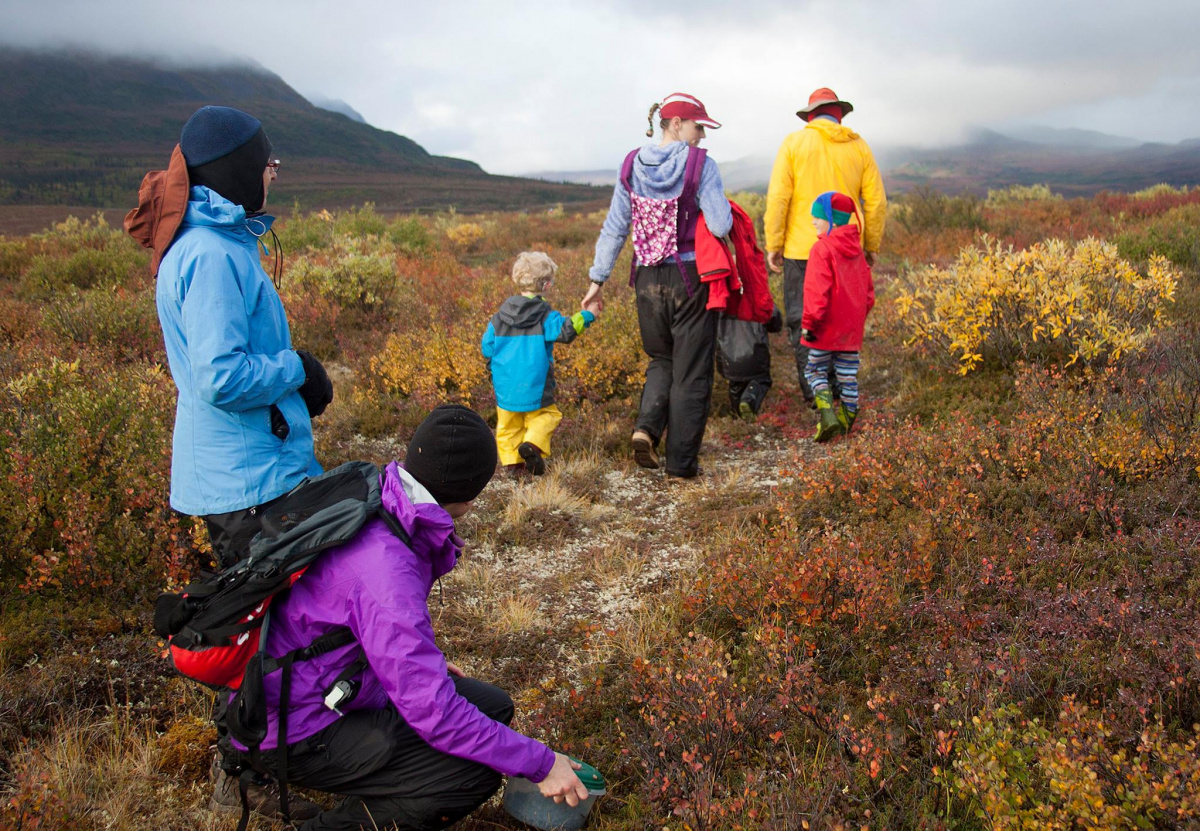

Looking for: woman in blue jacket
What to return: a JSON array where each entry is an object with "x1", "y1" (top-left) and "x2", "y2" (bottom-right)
[
  {"x1": 128, "y1": 105, "x2": 335, "y2": 821},
  {"x1": 130, "y1": 105, "x2": 334, "y2": 568}
]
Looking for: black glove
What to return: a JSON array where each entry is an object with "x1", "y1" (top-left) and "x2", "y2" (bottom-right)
[
  {"x1": 269, "y1": 404, "x2": 291, "y2": 440},
  {"x1": 766, "y1": 307, "x2": 784, "y2": 334},
  {"x1": 296, "y1": 349, "x2": 334, "y2": 417}
]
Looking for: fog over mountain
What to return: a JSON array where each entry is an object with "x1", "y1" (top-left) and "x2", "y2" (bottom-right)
[{"x1": 2, "y1": 0, "x2": 1199, "y2": 174}]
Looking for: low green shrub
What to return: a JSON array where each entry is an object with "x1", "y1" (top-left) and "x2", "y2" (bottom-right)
[
  {"x1": 895, "y1": 184, "x2": 986, "y2": 233},
  {"x1": 42, "y1": 286, "x2": 163, "y2": 363},
  {"x1": 1116, "y1": 203, "x2": 1200, "y2": 269},
  {"x1": 0, "y1": 355, "x2": 183, "y2": 597},
  {"x1": 18, "y1": 215, "x2": 148, "y2": 299},
  {"x1": 289, "y1": 235, "x2": 400, "y2": 310}
]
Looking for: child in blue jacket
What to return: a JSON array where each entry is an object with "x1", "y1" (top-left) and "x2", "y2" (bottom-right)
[{"x1": 482, "y1": 252, "x2": 600, "y2": 475}]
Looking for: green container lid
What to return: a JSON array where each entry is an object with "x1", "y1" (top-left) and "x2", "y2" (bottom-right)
[{"x1": 569, "y1": 758, "x2": 607, "y2": 793}]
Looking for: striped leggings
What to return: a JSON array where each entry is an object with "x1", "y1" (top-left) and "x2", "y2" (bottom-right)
[{"x1": 804, "y1": 350, "x2": 860, "y2": 412}]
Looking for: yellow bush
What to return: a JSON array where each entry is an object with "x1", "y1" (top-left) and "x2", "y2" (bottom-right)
[
  {"x1": 1132, "y1": 183, "x2": 1189, "y2": 199},
  {"x1": 954, "y1": 700, "x2": 1200, "y2": 827},
  {"x1": 446, "y1": 222, "x2": 486, "y2": 250},
  {"x1": 895, "y1": 236, "x2": 1178, "y2": 374},
  {"x1": 368, "y1": 326, "x2": 489, "y2": 406},
  {"x1": 556, "y1": 296, "x2": 644, "y2": 401}
]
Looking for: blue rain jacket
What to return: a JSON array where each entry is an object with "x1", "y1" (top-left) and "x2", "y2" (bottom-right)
[
  {"x1": 156, "y1": 186, "x2": 319, "y2": 516},
  {"x1": 481, "y1": 295, "x2": 594, "y2": 412}
]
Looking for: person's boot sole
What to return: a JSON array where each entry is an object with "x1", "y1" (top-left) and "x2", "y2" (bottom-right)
[
  {"x1": 517, "y1": 442, "x2": 545, "y2": 476},
  {"x1": 631, "y1": 433, "x2": 659, "y2": 469}
]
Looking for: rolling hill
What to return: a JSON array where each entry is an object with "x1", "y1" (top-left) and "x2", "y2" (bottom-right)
[
  {"x1": 527, "y1": 126, "x2": 1200, "y2": 197},
  {"x1": 0, "y1": 47, "x2": 607, "y2": 213}
]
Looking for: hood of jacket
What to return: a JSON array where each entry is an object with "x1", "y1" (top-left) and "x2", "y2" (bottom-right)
[
  {"x1": 124, "y1": 144, "x2": 190, "y2": 275},
  {"x1": 806, "y1": 118, "x2": 861, "y2": 144},
  {"x1": 632, "y1": 140, "x2": 694, "y2": 197},
  {"x1": 181, "y1": 185, "x2": 275, "y2": 238},
  {"x1": 495, "y1": 294, "x2": 550, "y2": 330},
  {"x1": 824, "y1": 223, "x2": 865, "y2": 258},
  {"x1": 383, "y1": 460, "x2": 463, "y2": 582}
]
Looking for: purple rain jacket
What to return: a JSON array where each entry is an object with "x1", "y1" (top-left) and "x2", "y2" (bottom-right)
[{"x1": 242, "y1": 460, "x2": 555, "y2": 782}]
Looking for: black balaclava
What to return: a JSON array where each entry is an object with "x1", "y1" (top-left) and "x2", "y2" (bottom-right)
[{"x1": 187, "y1": 127, "x2": 273, "y2": 214}]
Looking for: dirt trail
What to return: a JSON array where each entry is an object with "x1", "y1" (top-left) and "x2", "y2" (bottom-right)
[{"x1": 440, "y1": 415, "x2": 829, "y2": 685}]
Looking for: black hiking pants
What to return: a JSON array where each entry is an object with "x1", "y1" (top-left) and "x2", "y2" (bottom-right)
[
  {"x1": 728, "y1": 378, "x2": 772, "y2": 415},
  {"x1": 782, "y1": 257, "x2": 837, "y2": 402},
  {"x1": 634, "y1": 262, "x2": 716, "y2": 478},
  {"x1": 203, "y1": 491, "x2": 288, "y2": 569},
  {"x1": 261, "y1": 677, "x2": 514, "y2": 830}
]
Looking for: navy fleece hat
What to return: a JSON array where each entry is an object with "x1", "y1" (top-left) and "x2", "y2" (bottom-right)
[
  {"x1": 404, "y1": 405, "x2": 497, "y2": 504},
  {"x1": 180, "y1": 106, "x2": 264, "y2": 166}
]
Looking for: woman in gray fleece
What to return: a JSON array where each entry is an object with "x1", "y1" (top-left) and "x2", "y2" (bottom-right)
[{"x1": 581, "y1": 92, "x2": 732, "y2": 479}]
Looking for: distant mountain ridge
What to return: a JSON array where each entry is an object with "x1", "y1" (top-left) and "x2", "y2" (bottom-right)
[
  {"x1": 0, "y1": 47, "x2": 605, "y2": 212},
  {"x1": 527, "y1": 125, "x2": 1200, "y2": 197}
]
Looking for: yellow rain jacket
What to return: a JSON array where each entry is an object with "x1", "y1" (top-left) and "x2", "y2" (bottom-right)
[{"x1": 764, "y1": 118, "x2": 887, "y2": 260}]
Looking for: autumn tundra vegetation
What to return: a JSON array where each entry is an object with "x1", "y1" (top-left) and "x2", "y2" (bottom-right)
[{"x1": 1, "y1": 183, "x2": 1199, "y2": 828}]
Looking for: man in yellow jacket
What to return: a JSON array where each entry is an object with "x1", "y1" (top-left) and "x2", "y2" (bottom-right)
[{"x1": 764, "y1": 87, "x2": 887, "y2": 402}]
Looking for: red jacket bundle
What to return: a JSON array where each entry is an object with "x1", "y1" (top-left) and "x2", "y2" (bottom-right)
[
  {"x1": 800, "y1": 225, "x2": 875, "y2": 352},
  {"x1": 695, "y1": 201, "x2": 775, "y2": 324}
]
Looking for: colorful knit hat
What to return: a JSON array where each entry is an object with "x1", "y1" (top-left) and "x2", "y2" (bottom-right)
[{"x1": 811, "y1": 191, "x2": 859, "y2": 227}]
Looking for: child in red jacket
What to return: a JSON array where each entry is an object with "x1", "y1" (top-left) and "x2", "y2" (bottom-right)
[{"x1": 799, "y1": 191, "x2": 875, "y2": 441}]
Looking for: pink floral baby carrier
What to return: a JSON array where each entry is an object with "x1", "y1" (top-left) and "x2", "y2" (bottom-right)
[{"x1": 621, "y1": 146, "x2": 707, "y2": 290}]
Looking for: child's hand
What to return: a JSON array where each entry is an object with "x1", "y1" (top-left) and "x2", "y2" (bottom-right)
[{"x1": 584, "y1": 300, "x2": 602, "y2": 318}]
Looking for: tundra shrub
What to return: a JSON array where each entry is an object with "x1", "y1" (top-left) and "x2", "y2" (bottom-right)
[
  {"x1": 1116, "y1": 203, "x2": 1200, "y2": 269},
  {"x1": 954, "y1": 700, "x2": 1200, "y2": 827},
  {"x1": 986, "y1": 183, "x2": 1060, "y2": 207},
  {"x1": 0, "y1": 355, "x2": 182, "y2": 596},
  {"x1": 42, "y1": 286, "x2": 163, "y2": 363},
  {"x1": 896, "y1": 236, "x2": 1178, "y2": 373},
  {"x1": 289, "y1": 235, "x2": 399, "y2": 310},
  {"x1": 19, "y1": 215, "x2": 148, "y2": 298},
  {"x1": 368, "y1": 327, "x2": 489, "y2": 407}
]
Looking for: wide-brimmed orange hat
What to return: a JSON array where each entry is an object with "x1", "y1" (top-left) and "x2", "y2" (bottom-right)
[{"x1": 796, "y1": 87, "x2": 854, "y2": 121}]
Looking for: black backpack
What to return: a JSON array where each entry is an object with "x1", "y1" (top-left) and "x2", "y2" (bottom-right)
[{"x1": 154, "y1": 461, "x2": 409, "y2": 830}]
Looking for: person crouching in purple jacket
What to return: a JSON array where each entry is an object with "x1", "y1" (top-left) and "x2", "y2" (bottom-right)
[{"x1": 245, "y1": 404, "x2": 588, "y2": 829}]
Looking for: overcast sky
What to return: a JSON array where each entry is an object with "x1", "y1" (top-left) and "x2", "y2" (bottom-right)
[{"x1": 3, "y1": 0, "x2": 1198, "y2": 174}]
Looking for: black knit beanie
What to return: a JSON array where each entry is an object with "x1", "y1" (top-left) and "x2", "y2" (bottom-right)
[
  {"x1": 404, "y1": 404, "x2": 497, "y2": 505},
  {"x1": 181, "y1": 106, "x2": 273, "y2": 213}
]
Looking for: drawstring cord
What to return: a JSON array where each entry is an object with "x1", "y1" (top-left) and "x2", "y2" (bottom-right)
[{"x1": 247, "y1": 218, "x2": 285, "y2": 290}]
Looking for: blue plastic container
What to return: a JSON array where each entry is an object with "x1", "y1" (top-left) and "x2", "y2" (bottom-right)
[{"x1": 502, "y1": 758, "x2": 606, "y2": 830}]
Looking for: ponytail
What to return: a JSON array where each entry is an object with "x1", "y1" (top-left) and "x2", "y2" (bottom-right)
[{"x1": 645, "y1": 103, "x2": 661, "y2": 138}]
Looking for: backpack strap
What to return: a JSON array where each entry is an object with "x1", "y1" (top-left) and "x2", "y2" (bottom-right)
[
  {"x1": 619, "y1": 148, "x2": 639, "y2": 193},
  {"x1": 670, "y1": 146, "x2": 707, "y2": 295}
]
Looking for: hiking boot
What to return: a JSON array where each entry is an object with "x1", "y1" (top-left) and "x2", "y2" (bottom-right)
[
  {"x1": 738, "y1": 400, "x2": 756, "y2": 422},
  {"x1": 209, "y1": 752, "x2": 321, "y2": 822},
  {"x1": 517, "y1": 442, "x2": 545, "y2": 476},
  {"x1": 631, "y1": 430, "x2": 660, "y2": 470},
  {"x1": 836, "y1": 403, "x2": 857, "y2": 434},
  {"x1": 813, "y1": 390, "x2": 845, "y2": 443},
  {"x1": 667, "y1": 466, "x2": 704, "y2": 483}
]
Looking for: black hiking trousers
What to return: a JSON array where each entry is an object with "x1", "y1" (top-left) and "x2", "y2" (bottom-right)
[
  {"x1": 203, "y1": 491, "x2": 287, "y2": 569},
  {"x1": 782, "y1": 257, "x2": 838, "y2": 401},
  {"x1": 261, "y1": 677, "x2": 514, "y2": 830},
  {"x1": 634, "y1": 262, "x2": 716, "y2": 478}
]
